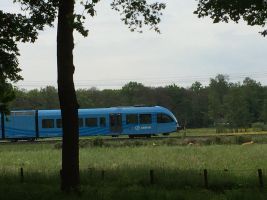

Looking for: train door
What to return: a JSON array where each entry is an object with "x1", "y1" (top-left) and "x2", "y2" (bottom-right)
[{"x1": 109, "y1": 113, "x2": 122, "y2": 134}]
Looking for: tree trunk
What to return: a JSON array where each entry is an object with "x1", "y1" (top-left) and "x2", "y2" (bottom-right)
[{"x1": 57, "y1": 0, "x2": 80, "y2": 192}]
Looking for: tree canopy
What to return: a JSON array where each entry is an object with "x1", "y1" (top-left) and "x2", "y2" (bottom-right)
[
  {"x1": 10, "y1": 75, "x2": 267, "y2": 131},
  {"x1": 194, "y1": 0, "x2": 267, "y2": 36}
]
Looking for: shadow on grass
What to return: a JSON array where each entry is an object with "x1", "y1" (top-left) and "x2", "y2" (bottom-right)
[{"x1": 1, "y1": 168, "x2": 267, "y2": 200}]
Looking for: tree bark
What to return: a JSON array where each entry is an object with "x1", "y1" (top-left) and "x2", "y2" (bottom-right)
[{"x1": 57, "y1": 0, "x2": 80, "y2": 192}]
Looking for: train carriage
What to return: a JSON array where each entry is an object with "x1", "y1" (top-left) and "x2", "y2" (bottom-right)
[
  {"x1": 0, "y1": 106, "x2": 179, "y2": 140},
  {"x1": 4, "y1": 110, "x2": 36, "y2": 140}
]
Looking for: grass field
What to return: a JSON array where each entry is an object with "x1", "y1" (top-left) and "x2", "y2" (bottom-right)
[{"x1": 1, "y1": 137, "x2": 267, "y2": 199}]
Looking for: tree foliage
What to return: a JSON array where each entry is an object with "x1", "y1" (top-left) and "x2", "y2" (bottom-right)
[
  {"x1": 10, "y1": 75, "x2": 267, "y2": 130},
  {"x1": 194, "y1": 0, "x2": 267, "y2": 36},
  {"x1": 1, "y1": 0, "x2": 165, "y2": 83},
  {"x1": 208, "y1": 74, "x2": 229, "y2": 123},
  {"x1": 0, "y1": 9, "x2": 40, "y2": 113},
  {"x1": 0, "y1": 8, "x2": 52, "y2": 82},
  {"x1": 0, "y1": 81, "x2": 15, "y2": 114}
]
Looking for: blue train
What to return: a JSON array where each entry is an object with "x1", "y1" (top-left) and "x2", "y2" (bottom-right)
[{"x1": 0, "y1": 106, "x2": 179, "y2": 140}]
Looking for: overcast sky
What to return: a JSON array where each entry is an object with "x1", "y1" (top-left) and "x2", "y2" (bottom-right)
[{"x1": 2, "y1": 0, "x2": 267, "y2": 89}]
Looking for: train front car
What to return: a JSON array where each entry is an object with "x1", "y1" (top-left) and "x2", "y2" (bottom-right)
[
  {"x1": 154, "y1": 106, "x2": 179, "y2": 135},
  {"x1": 122, "y1": 106, "x2": 179, "y2": 137}
]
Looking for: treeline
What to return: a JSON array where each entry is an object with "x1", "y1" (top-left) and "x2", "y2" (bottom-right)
[{"x1": 10, "y1": 74, "x2": 267, "y2": 129}]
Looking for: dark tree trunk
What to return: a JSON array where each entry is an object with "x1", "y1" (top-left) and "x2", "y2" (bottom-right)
[{"x1": 57, "y1": 0, "x2": 80, "y2": 191}]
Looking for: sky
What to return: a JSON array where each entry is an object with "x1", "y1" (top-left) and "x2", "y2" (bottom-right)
[{"x1": 1, "y1": 0, "x2": 267, "y2": 90}]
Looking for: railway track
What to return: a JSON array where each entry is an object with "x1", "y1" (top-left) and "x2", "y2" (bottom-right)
[{"x1": 0, "y1": 132, "x2": 267, "y2": 145}]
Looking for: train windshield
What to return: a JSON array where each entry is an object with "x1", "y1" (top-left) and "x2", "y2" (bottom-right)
[{"x1": 157, "y1": 113, "x2": 175, "y2": 123}]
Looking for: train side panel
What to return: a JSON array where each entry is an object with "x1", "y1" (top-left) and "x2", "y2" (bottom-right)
[
  {"x1": 121, "y1": 113, "x2": 157, "y2": 135},
  {"x1": 38, "y1": 111, "x2": 62, "y2": 138},
  {"x1": 38, "y1": 110, "x2": 111, "y2": 137},
  {"x1": 5, "y1": 111, "x2": 36, "y2": 139},
  {"x1": 79, "y1": 114, "x2": 110, "y2": 136}
]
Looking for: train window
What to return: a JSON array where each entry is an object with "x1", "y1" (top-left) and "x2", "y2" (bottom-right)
[
  {"x1": 100, "y1": 117, "x2": 106, "y2": 127},
  {"x1": 56, "y1": 119, "x2": 62, "y2": 128},
  {"x1": 126, "y1": 114, "x2": 138, "y2": 124},
  {"x1": 11, "y1": 111, "x2": 35, "y2": 116},
  {"x1": 56, "y1": 118, "x2": 84, "y2": 128},
  {"x1": 139, "y1": 114, "x2": 152, "y2": 124},
  {"x1": 85, "y1": 118, "x2": 97, "y2": 127},
  {"x1": 79, "y1": 118, "x2": 84, "y2": 127},
  {"x1": 157, "y1": 113, "x2": 174, "y2": 123},
  {"x1": 42, "y1": 119, "x2": 54, "y2": 128}
]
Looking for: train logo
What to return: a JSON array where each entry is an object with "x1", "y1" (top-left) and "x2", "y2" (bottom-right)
[{"x1": 135, "y1": 125, "x2": 152, "y2": 131}]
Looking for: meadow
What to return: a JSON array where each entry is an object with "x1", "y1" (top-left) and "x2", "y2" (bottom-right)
[{"x1": 1, "y1": 131, "x2": 267, "y2": 199}]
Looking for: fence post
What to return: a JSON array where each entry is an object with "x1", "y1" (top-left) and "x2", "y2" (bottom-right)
[
  {"x1": 150, "y1": 169, "x2": 154, "y2": 184},
  {"x1": 20, "y1": 167, "x2": 24, "y2": 183},
  {"x1": 204, "y1": 169, "x2": 208, "y2": 189},
  {"x1": 258, "y1": 169, "x2": 264, "y2": 188}
]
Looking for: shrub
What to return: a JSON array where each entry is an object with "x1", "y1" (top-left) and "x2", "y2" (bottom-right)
[
  {"x1": 214, "y1": 137, "x2": 222, "y2": 144},
  {"x1": 54, "y1": 142, "x2": 62, "y2": 149},
  {"x1": 234, "y1": 135, "x2": 252, "y2": 144},
  {"x1": 215, "y1": 123, "x2": 230, "y2": 133},
  {"x1": 251, "y1": 122, "x2": 265, "y2": 131},
  {"x1": 92, "y1": 138, "x2": 104, "y2": 147}
]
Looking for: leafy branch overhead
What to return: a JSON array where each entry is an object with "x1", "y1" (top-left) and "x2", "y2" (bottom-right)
[
  {"x1": 0, "y1": 11, "x2": 39, "y2": 82},
  {"x1": 75, "y1": 0, "x2": 166, "y2": 36},
  {"x1": 194, "y1": 0, "x2": 267, "y2": 36},
  {"x1": 111, "y1": 0, "x2": 166, "y2": 33},
  {"x1": 1, "y1": 0, "x2": 166, "y2": 83}
]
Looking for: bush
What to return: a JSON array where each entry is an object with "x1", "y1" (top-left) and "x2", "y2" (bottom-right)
[
  {"x1": 214, "y1": 137, "x2": 222, "y2": 144},
  {"x1": 234, "y1": 135, "x2": 252, "y2": 144},
  {"x1": 54, "y1": 142, "x2": 62, "y2": 149},
  {"x1": 251, "y1": 122, "x2": 265, "y2": 131},
  {"x1": 80, "y1": 140, "x2": 89, "y2": 148},
  {"x1": 163, "y1": 138, "x2": 180, "y2": 146},
  {"x1": 92, "y1": 138, "x2": 104, "y2": 147},
  {"x1": 215, "y1": 123, "x2": 230, "y2": 133}
]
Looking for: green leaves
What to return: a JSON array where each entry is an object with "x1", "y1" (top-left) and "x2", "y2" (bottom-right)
[
  {"x1": 194, "y1": 0, "x2": 267, "y2": 36},
  {"x1": 0, "y1": 80, "x2": 15, "y2": 114},
  {"x1": 13, "y1": 0, "x2": 58, "y2": 29},
  {"x1": 0, "y1": 11, "x2": 32, "y2": 83},
  {"x1": 73, "y1": 0, "x2": 101, "y2": 36},
  {"x1": 73, "y1": 14, "x2": 89, "y2": 37},
  {"x1": 111, "y1": 0, "x2": 166, "y2": 33}
]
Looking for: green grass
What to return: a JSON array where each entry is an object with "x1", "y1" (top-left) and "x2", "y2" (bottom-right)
[
  {"x1": 1, "y1": 143, "x2": 267, "y2": 171},
  {"x1": 1, "y1": 142, "x2": 267, "y2": 199}
]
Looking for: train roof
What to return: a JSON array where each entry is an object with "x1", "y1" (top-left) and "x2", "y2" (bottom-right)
[
  {"x1": 10, "y1": 106, "x2": 177, "y2": 122},
  {"x1": 36, "y1": 106, "x2": 172, "y2": 116}
]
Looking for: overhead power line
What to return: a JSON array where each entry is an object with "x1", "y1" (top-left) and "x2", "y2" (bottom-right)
[{"x1": 14, "y1": 71, "x2": 267, "y2": 88}]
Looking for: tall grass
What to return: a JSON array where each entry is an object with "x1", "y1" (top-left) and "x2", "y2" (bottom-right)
[
  {"x1": 1, "y1": 143, "x2": 267, "y2": 199},
  {"x1": 1, "y1": 143, "x2": 267, "y2": 174}
]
